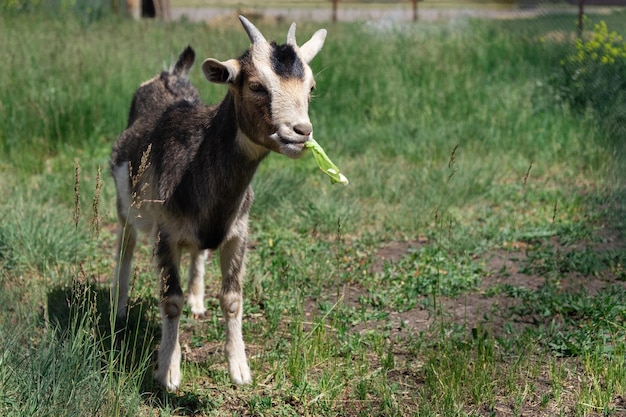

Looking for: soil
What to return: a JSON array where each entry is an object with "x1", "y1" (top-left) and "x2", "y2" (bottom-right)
[{"x1": 362, "y1": 224, "x2": 626, "y2": 338}]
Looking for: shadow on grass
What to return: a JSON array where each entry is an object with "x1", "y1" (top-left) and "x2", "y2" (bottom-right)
[
  {"x1": 45, "y1": 281, "x2": 159, "y2": 388},
  {"x1": 44, "y1": 281, "x2": 214, "y2": 414}
]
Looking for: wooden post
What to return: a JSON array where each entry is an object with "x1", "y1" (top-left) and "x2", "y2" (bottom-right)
[
  {"x1": 161, "y1": 0, "x2": 171, "y2": 21},
  {"x1": 127, "y1": 0, "x2": 140, "y2": 20},
  {"x1": 577, "y1": 0, "x2": 585, "y2": 38},
  {"x1": 332, "y1": 0, "x2": 338, "y2": 23},
  {"x1": 412, "y1": 0, "x2": 418, "y2": 22}
]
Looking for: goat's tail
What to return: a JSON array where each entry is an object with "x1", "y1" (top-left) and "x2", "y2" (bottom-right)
[{"x1": 172, "y1": 46, "x2": 195, "y2": 77}]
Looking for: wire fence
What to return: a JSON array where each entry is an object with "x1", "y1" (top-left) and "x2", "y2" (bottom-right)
[{"x1": 165, "y1": 0, "x2": 624, "y2": 24}]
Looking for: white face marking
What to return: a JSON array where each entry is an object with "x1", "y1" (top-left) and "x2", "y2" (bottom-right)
[{"x1": 249, "y1": 44, "x2": 316, "y2": 158}]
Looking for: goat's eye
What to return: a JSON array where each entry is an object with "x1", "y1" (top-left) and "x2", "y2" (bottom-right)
[
  {"x1": 308, "y1": 85, "x2": 316, "y2": 101},
  {"x1": 249, "y1": 82, "x2": 267, "y2": 93}
]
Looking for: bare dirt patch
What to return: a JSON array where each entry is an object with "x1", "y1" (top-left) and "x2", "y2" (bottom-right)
[{"x1": 357, "y1": 222, "x2": 626, "y2": 340}]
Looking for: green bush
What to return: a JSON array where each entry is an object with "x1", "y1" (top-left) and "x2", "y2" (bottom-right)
[{"x1": 552, "y1": 21, "x2": 626, "y2": 142}]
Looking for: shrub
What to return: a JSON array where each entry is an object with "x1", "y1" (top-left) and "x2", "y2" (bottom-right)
[{"x1": 551, "y1": 21, "x2": 626, "y2": 142}]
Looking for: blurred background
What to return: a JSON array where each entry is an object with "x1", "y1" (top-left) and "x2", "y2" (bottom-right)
[{"x1": 124, "y1": 0, "x2": 626, "y2": 25}]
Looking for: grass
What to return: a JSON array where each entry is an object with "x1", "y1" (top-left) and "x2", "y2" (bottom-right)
[{"x1": 1, "y1": 7, "x2": 626, "y2": 416}]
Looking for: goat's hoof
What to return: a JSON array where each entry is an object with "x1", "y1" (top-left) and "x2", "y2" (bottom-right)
[
  {"x1": 191, "y1": 310, "x2": 209, "y2": 320},
  {"x1": 154, "y1": 367, "x2": 181, "y2": 391},
  {"x1": 229, "y1": 362, "x2": 252, "y2": 385},
  {"x1": 187, "y1": 295, "x2": 206, "y2": 317}
]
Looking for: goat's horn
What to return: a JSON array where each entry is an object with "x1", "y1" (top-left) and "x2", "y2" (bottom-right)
[
  {"x1": 239, "y1": 15, "x2": 266, "y2": 45},
  {"x1": 286, "y1": 22, "x2": 297, "y2": 46}
]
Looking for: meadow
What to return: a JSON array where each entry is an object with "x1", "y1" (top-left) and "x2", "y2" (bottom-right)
[{"x1": 1, "y1": 8, "x2": 626, "y2": 416}]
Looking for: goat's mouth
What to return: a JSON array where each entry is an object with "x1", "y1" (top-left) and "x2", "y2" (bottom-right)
[{"x1": 270, "y1": 132, "x2": 308, "y2": 158}]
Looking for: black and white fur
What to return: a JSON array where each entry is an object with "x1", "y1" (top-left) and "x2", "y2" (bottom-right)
[{"x1": 110, "y1": 16, "x2": 326, "y2": 390}]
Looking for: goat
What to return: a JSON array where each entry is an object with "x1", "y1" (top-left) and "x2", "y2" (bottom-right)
[{"x1": 110, "y1": 16, "x2": 327, "y2": 390}]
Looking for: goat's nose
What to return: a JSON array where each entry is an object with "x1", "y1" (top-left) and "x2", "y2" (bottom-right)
[{"x1": 293, "y1": 122, "x2": 312, "y2": 137}]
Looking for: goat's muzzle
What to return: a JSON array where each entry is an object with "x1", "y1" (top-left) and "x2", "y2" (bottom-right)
[{"x1": 270, "y1": 124, "x2": 312, "y2": 159}]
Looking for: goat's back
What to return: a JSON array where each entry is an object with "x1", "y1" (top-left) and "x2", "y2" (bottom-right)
[
  {"x1": 111, "y1": 46, "x2": 201, "y2": 173},
  {"x1": 127, "y1": 46, "x2": 200, "y2": 127}
]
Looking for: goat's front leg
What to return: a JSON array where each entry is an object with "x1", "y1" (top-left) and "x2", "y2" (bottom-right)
[
  {"x1": 219, "y1": 220, "x2": 252, "y2": 385},
  {"x1": 153, "y1": 231, "x2": 184, "y2": 391}
]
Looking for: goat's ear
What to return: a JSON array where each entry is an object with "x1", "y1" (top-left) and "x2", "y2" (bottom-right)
[
  {"x1": 202, "y1": 58, "x2": 240, "y2": 84},
  {"x1": 299, "y1": 29, "x2": 327, "y2": 63}
]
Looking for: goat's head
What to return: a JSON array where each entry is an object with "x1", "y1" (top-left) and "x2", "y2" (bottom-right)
[{"x1": 202, "y1": 16, "x2": 327, "y2": 159}]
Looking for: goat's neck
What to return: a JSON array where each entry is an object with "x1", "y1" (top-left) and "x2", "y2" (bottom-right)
[
  {"x1": 193, "y1": 92, "x2": 266, "y2": 195},
  {"x1": 211, "y1": 92, "x2": 270, "y2": 164}
]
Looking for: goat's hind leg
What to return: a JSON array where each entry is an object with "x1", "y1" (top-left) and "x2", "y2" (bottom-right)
[
  {"x1": 219, "y1": 222, "x2": 252, "y2": 385},
  {"x1": 111, "y1": 223, "x2": 137, "y2": 318},
  {"x1": 153, "y1": 232, "x2": 184, "y2": 391},
  {"x1": 187, "y1": 249, "x2": 209, "y2": 317}
]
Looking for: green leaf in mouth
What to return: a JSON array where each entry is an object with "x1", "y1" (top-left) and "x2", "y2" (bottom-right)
[{"x1": 304, "y1": 138, "x2": 349, "y2": 185}]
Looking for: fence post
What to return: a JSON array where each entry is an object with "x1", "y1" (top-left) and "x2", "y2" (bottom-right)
[
  {"x1": 577, "y1": 0, "x2": 585, "y2": 37},
  {"x1": 412, "y1": 0, "x2": 418, "y2": 22},
  {"x1": 332, "y1": 0, "x2": 338, "y2": 23}
]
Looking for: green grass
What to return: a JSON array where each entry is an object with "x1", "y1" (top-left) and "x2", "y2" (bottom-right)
[{"x1": 1, "y1": 8, "x2": 626, "y2": 417}]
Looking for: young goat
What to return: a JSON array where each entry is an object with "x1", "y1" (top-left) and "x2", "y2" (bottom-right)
[{"x1": 110, "y1": 16, "x2": 327, "y2": 390}]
